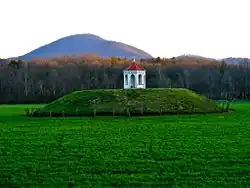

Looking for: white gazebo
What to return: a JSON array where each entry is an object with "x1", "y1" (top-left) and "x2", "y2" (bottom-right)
[{"x1": 123, "y1": 59, "x2": 146, "y2": 89}]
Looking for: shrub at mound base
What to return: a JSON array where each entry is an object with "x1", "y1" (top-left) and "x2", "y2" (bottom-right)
[{"x1": 31, "y1": 88, "x2": 224, "y2": 117}]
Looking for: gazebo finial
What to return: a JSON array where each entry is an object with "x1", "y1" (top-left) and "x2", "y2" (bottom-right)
[{"x1": 133, "y1": 57, "x2": 136, "y2": 63}]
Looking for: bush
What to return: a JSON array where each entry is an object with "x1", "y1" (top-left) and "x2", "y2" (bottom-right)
[{"x1": 24, "y1": 108, "x2": 39, "y2": 116}]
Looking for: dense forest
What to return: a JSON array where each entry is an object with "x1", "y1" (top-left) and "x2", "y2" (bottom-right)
[{"x1": 1, "y1": 55, "x2": 250, "y2": 104}]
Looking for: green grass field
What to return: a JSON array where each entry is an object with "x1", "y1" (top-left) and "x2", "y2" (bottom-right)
[{"x1": 0, "y1": 103, "x2": 249, "y2": 187}]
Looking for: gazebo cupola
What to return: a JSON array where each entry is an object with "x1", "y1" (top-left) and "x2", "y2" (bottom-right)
[{"x1": 123, "y1": 58, "x2": 146, "y2": 89}]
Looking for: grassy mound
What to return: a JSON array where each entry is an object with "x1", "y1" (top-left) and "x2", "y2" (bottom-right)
[{"x1": 30, "y1": 88, "x2": 225, "y2": 117}]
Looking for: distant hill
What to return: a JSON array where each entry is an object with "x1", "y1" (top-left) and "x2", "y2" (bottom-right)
[
  {"x1": 176, "y1": 54, "x2": 217, "y2": 62},
  {"x1": 223, "y1": 57, "x2": 250, "y2": 65},
  {"x1": 176, "y1": 55, "x2": 250, "y2": 65},
  {"x1": 0, "y1": 58, "x2": 8, "y2": 64},
  {"x1": 17, "y1": 34, "x2": 153, "y2": 60}
]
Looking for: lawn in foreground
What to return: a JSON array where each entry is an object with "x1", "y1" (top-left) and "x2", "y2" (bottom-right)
[{"x1": 0, "y1": 103, "x2": 249, "y2": 187}]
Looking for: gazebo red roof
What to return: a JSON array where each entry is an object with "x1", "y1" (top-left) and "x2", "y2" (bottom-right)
[{"x1": 126, "y1": 63, "x2": 145, "y2": 71}]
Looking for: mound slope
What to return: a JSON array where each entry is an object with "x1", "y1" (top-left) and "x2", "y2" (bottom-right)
[{"x1": 30, "y1": 88, "x2": 223, "y2": 117}]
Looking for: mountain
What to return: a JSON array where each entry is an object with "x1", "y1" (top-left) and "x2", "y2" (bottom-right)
[
  {"x1": 176, "y1": 54, "x2": 217, "y2": 61},
  {"x1": 17, "y1": 34, "x2": 153, "y2": 60},
  {"x1": 223, "y1": 57, "x2": 250, "y2": 65},
  {"x1": 0, "y1": 58, "x2": 7, "y2": 64},
  {"x1": 176, "y1": 55, "x2": 250, "y2": 65}
]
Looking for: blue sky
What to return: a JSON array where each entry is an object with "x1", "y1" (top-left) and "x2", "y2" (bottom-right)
[{"x1": 1, "y1": 0, "x2": 249, "y2": 59}]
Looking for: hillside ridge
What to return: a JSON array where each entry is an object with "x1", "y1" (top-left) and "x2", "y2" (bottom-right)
[
  {"x1": 17, "y1": 34, "x2": 153, "y2": 60},
  {"x1": 29, "y1": 88, "x2": 224, "y2": 117}
]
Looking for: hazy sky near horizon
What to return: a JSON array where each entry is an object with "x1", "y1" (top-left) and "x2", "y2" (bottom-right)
[{"x1": 1, "y1": 0, "x2": 250, "y2": 59}]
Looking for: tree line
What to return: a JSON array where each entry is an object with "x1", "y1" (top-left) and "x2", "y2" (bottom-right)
[{"x1": 1, "y1": 55, "x2": 250, "y2": 104}]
